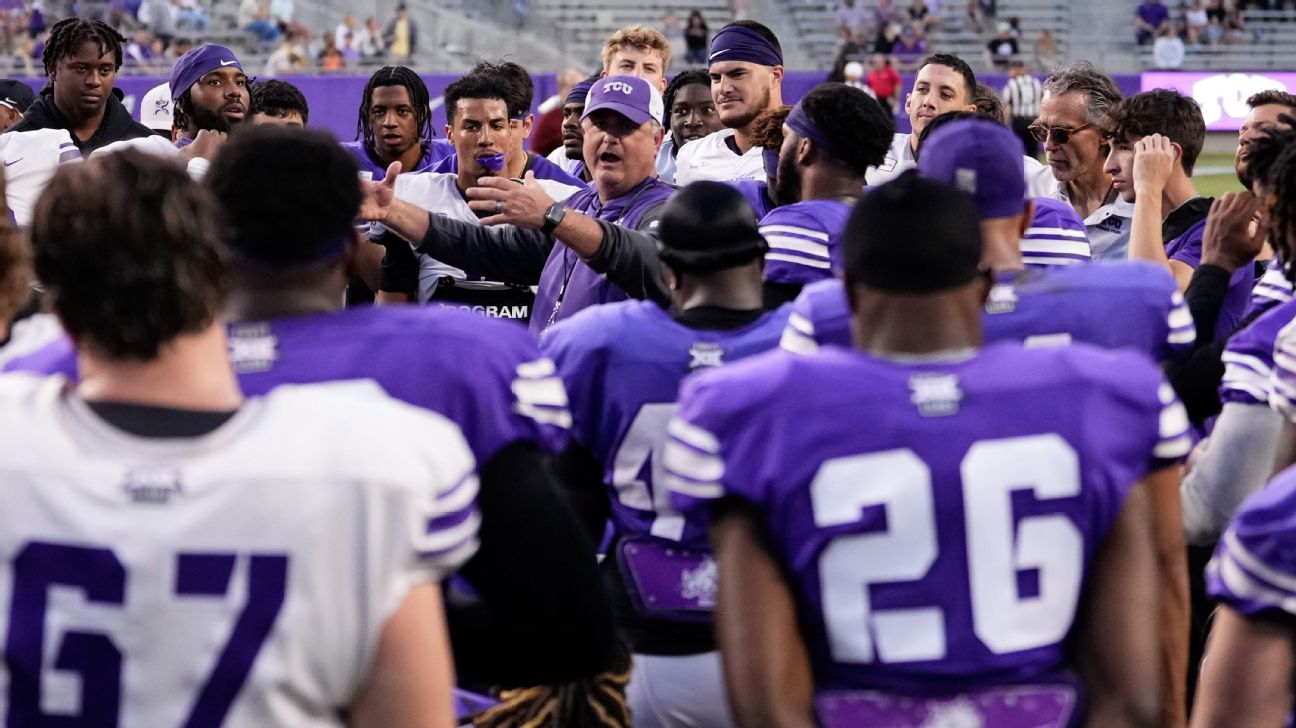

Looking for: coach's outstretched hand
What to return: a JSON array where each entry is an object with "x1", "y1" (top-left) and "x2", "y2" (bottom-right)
[
  {"x1": 466, "y1": 172, "x2": 557, "y2": 230},
  {"x1": 1202, "y1": 191, "x2": 1266, "y2": 273},
  {"x1": 360, "y1": 161, "x2": 401, "y2": 222}
]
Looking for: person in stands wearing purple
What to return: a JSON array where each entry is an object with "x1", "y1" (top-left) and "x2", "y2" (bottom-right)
[
  {"x1": 364, "y1": 75, "x2": 674, "y2": 334},
  {"x1": 664, "y1": 171, "x2": 1188, "y2": 728}
]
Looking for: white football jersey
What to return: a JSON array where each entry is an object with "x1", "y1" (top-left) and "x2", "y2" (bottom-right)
[
  {"x1": 864, "y1": 132, "x2": 915, "y2": 186},
  {"x1": 1, "y1": 129, "x2": 81, "y2": 227},
  {"x1": 546, "y1": 144, "x2": 583, "y2": 178},
  {"x1": 0, "y1": 375, "x2": 479, "y2": 727},
  {"x1": 674, "y1": 129, "x2": 764, "y2": 186},
  {"x1": 394, "y1": 171, "x2": 583, "y2": 302}
]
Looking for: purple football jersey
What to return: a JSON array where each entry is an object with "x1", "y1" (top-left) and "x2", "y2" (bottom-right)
[
  {"x1": 532, "y1": 176, "x2": 675, "y2": 334},
  {"x1": 1220, "y1": 297, "x2": 1296, "y2": 407},
  {"x1": 1165, "y1": 217, "x2": 1252, "y2": 339},
  {"x1": 782, "y1": 263, "x2": 1193, "y2": 362},
  {"x1": 1265, "y1": 307, "x2": 1296, "y2": 420},
  {"x1": 1207, "y1": 463, "x2": 1296, "y2": 621},
  {"x1": 760, "y1": 199, "x2": 853, "y2": 285},
  {"x1": 542, "y1": 299, "x2": 791, "y2": 550},
  {"x1": 665, "y1": 343, "x2": 1190, "y2": 696},
  {"x1": 339, "y1": 139, "x2": 452, "y2": 179},
  {"x1": 1244, "y1": 257, "x2": 1292, "y2": 320},
  {"x1": 5, "y1": 307, "x2": 568, "y2": 462},
  {"x1": 731, "y1": 179, "x2": 777, "y2": 220},
  {"x1": 1022, "y1": 198, "x2": 1091, "y2": 270}
]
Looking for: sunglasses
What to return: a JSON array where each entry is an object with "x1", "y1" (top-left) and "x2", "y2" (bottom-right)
[{"x1": 1027, "y1": 122, "x2": 1095, "y2": 144}]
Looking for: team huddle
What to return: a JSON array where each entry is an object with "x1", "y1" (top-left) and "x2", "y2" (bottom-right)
[{"x1": 0, "y1": 8, "x2": 1294, "y2": 728}]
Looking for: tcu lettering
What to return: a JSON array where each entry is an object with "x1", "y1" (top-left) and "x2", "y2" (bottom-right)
[{"x1": 603, "y1": 81, "x2": 635, "y2": 95}]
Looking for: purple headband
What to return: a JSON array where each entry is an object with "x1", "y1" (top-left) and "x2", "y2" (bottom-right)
[
  {"x1": 708, "y1": 25, "x2": 783, "y2": 67},
  {"x1": 785, "y1": 101, "x2": 841, "y2": 162},
  {"x1": 566, "y1": 78, "x2": 597, "y2": 106}
]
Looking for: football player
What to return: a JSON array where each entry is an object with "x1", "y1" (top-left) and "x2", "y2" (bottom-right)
[
  {"x1": 2, "y1": 148, "x2": 475, "y2": 726},
  {"x1": 341, "y1": 66, "x2": 451, "y2": 180},
  {"x1": 543, "y1": 181, "x2": 788, "y2": 728},
  {"x1": 665, "y1": 172, "x2": 1187, "y2": 727}
]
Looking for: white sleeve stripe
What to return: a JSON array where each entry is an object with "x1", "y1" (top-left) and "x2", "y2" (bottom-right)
[
  {"x1": 1168, "y1": 330, "x2": 1196, "y2": 345},
  {"x1": 1274, "y1": 351, "x2": 1296, "y2": 372},
  {"x1": 1160, "y1": 400, "x2": 1191, "y2": 439},
  {"x1": 662, "y1": 439, "x2": 725, "y2": 481},
  {"x1": 419, "y1": 538, "x2": 481, "y2": 571},
  {"x1": 788, "y1": 312, "x2": 815, "y2": 336},
  {"x1": 1022, "y1": 255, "x2": 1083, "y2": 266},
  {"x1": 419, "y1": 512, "x2": 482, "y2": 556},
  {"x1": 1222, "y1": 352, "x2": 1274, "y2": 379},
  {"x1": 763, "y1": 235, "x2": 831, "y2": 258},
  {"x1": 766, "y1": 253, "x2": 834, "y2": 270},
  {"x1": 1222, "y1": 380, "x2": 1270, "y2": 403},
  {"x1": 666, "y1": 418, "x2": 720, "y2": 453},
  {"x1": 1255, "y1": 287, "x2": 1292, "y2": 303},
  {"x1": 1022, "y1": 226, "x2": 1089, "y2": 239},
  {"x1": 513, "y1": 402, "x2": 573, "y2": 428},
  {"x1": 1224, "y1": 530, "x2": 1296, "y2": 594},
  {"x1": 515, "y1": 358, "x2": 557, "y2": 379},
  {"x1": 511, "y1": 376, "x2": 569, "y2": 408},
  {"x1": 1168, "y1": 305, "x2": 1193, "y2": 329},
  {"x1": 781, "y1": 327, "x2": 820, "y2": 354},
  {"x1": 1271, "y1": 376, "x2": 1296, "y2": 401},
  {"x1": 759, "y1": 224, "x2": 830, "y2": 242},
  {"x1": 1158, "y1": 383, "x2": 1178, "y2": 405},
  {"x1": 661, "y1": 473, "x2": 725, "y2": 499},
  {"x1": 437, "y1": 470, "x2": 480, "y2": 512},
  {"x1": 1019, "y1": 240, "x2": 1092, "y2": 256},
  {"x1": 1155, "y1": 434, "x2": 1193, "y2": 459}
]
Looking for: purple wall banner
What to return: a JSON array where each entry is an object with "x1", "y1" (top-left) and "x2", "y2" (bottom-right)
[
  {"x1": 16, "y1": 71, "x2": 1145, "y2": 142},
  {"x1": 1142, "y1": 71, "x2": 1290, "y2": 131}
]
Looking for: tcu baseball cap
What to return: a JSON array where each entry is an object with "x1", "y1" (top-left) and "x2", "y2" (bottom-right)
[
  {"x1": 168, "y1": 44, "x2": 243, "y2": 102},
  {"x1": 581, "y1": 75, "x2": 664, "y2": 127},
  {"x1": 917, "y1": 117, "x2": 1026, "y2": 220},
  {"x1": 139, "y1": 82, "x2": 173, "y2": 132},
  {"x1": 0, "y1": 80, "x2": 34, "y2": 114}
]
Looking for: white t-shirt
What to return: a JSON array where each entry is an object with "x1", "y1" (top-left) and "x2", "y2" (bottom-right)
[
  {"x1": 1049, "y1": 180, "x2": 1136, "y2": 260},
  {"x1": 0, "y1": 375, "x2": 478, "y2": 726},
  {"x1": 674, "y1": 128, "x2": 765, "y2": 186},
  {"x1": 0, "y1": 129, "x2": 81, "y2": 227},
  {"x1": 394, "y1": 171, "x2": 583, "y2": 302},
  {"x1": 545, "y1": 144, "x2": 583, "y2": 178}
]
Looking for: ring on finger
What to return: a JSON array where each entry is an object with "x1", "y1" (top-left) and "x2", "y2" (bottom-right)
[{"x1": 495, "y1": 200, "x2": 503, "y2": 213}]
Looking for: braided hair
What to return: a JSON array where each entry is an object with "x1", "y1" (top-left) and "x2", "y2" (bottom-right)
[
  {"x1": 42, "y1": 18, "x2": 124, "y2": 76},
  {"x1": 355, "y1": 66, "x2": 433, "y2": 155},
  {"x1": 1248, "y1": 123, "x2": 1296, "y2": 280},
  {"x1": 661, "y1": 69, "x2": 710, "y2": 126},
  {"x1": 469, "y1": 651, "x2": 632, "y2": 728}
]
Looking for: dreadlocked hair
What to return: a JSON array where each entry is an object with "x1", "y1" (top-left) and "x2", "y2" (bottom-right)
[
  {"x1": 1251, "y1": 124, "x2": 1296, "y2": 281},
  {"x1": 750, "y1": 104, "x2": 793, "y2": 151},
  {"x1": 470, "y1": 649, "x2": 632, "y2": 728},
  {"x1": 43, "y1": 18, "x2": 124, "y2": 76},
  {"x1": 355, "y1": 66, "x2": 433, "y2": 153}
]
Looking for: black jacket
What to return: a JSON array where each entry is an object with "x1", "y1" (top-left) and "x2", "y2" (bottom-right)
[{"x1": 9, "y1": 86, "x2": 153, "y2": 154}]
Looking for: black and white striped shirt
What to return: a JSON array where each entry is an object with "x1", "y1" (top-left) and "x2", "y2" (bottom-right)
[{"x1": 1002, "y1": 74, "x2": 1044, "y2": 118}]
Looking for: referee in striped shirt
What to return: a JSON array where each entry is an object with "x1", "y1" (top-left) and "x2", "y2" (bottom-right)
[{"x1": 1002, "y1": 59, "x2": 1044, "y2": 157}]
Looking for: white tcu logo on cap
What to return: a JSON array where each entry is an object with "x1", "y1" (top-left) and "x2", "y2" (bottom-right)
[{"x1": 603, "y1": 81, "x2": 635, "y2": 95}]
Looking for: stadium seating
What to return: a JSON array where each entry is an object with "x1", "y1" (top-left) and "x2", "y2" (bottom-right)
[
  {"x1": 1140, "y1": 8, "x2": 1296, "y2": 70},
  {"x1": 528, "y1": 0, "x2": 736, "y2": 70}
]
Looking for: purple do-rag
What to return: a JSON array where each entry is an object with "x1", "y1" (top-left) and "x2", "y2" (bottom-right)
[
  {"x1": 784, "y1": 101, "x2": 843, "y2": 163},
  {"x1": 566, "y1": 77, "x2": 598, "y2": 107},
  {"x1": 168, "y1": 44, "x2": 243, "y2": 102},
  {"x1": 708, "y1": 25, "x2": 783, "y2": 67},
  {"x1": 917, "y1": 117, "x2": 1026, "y2": 220}
]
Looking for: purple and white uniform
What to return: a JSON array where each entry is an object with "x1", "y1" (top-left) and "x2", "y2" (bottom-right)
[
  {"x1": 1221, "y1": 298, "x2": 1296, "y2": 408},
  {"x1": 340, "y1": 138, "x2": 452, "y2": 180},
  {"x1": 1207, "y1": 464, "x2": 1296, "y2": 622},
  {"x1": 782, "y1": 263, "x2": 1193, "y2": 362},
  {"x1": 4, "y1": 306, "x2": 569, "y2": 462},
  {"x1": 1166, "y1": 216, "x2": 1252, "y2": 339},
  {"x1": 1265, "y1": 305, "x2": 1296, "y2": 421},
  {"x1": 1022, "y1": 197, "x2": 1091, "y2": 270},
  {"x1": 665, "y1": 343, "x2": 1190, "y2": 725},
  {"x1": 759, "y1": 199, "x2": 852, "y2": 285},
  {"x1": 428, "y1": 149, "x2": 586, "y2": 188},
  {"x1": 1244, "y1": 258, "x2": 1293, "y2": 321}
]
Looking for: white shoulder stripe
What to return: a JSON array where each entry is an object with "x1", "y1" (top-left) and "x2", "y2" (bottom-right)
[
  {"x1": 1225, "y1": 530, "x2": 1296, "y2": 594},
  {"x1": 780, "y1": 327, "x2": 819, "y2": 354},
  {"x1": 662, "y1": 439, "x2": 725, "y2": 481},
  {"x1": 666, "y1": 418, "x2": 720, "y2": 453},
  {"x1": 763, "y1": 235, "x2": 830, "y2": 259},
  {"x1": 766, "y1": 252, "x2": 833, "y2": 270},
  {"x1": 759, "y1": 224, "x2": 830, "y2": 242},
  {"x1": 516, "y1": 358, "x2": 557, "y2": 379},
  {"x1": 1023, "y1": 226, "x2": 1089, "y2": 240},
  {"x1": 661, "y1": 473, "x2": 725, "y2": 500},
  {"x1": 512, "y1": 376, "x2": 569, "y2": 409},
  {"x1": 514, "y1": 402, "x2": 573, "y2": 428}
]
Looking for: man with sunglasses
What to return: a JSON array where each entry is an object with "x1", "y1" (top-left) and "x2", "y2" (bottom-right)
[{"x1": 1034, "y1": 62, "x2": 1132, "y2": 261}]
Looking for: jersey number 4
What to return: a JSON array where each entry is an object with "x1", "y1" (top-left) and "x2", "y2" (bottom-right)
[
  {"x1": 5, "y1": 542, "x2": 287, "y2": 726},
  {"x1": 813, "y1": 434, "x2": 1083, "y2": 663}
]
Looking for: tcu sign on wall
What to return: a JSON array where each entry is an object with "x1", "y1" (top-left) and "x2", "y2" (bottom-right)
[{"x1": 1143, "y1": 72, "x2": 1292, "y2": 131}]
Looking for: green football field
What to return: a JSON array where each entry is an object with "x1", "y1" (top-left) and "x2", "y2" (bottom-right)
[{"x1": 1195, "y1": 151, "x2": 1244, "y2": 199}]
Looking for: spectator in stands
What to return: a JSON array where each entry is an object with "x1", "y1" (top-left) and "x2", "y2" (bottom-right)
[
  {"x1": 1137, "y1": 0, "x2": 1171, "y2": 44},
  {"x1": 834, "y1": 0, "x2": 867, "y2": 39},
  {"x1": 965, "y1": 0, "x2": 994, "y2": 31},
  {"x1": 268, "y1": 0, "x2": 308, "y2": 39},
  {"x1": 383, "y1": 4, "x2": 416, "y2": 63},
  {"x1": 875, "y1": 21, "x2": 900, "y2": 52},
  {"x1": 10, "y1": 18, "x2": 152, "y2": 153},
  {"x1": 892, "y1": 23, "x2": 926, "y2": 71},
  {"x1": 335, "y1": 12, "x2": 358, "y2": 49},
  {"x1": 1034, "y1": 62, "x2": 1128, "y2": 259},
  {"x1": 361, "y1": 16, "x2": 385, "y2": 57},
  {"x1": 873, "y1": 0, "x2": 901, "y2": 38},
  {"x1": 0, "y1": 79, "x2": 33, "y2": 132},
  {"x1": 1185, "y1": 0, "x2": 1208, "y2": 42},
  {"x1": 684, "y1": 10, "x2": 708, "y2": 65},
  {"x1": 239, "y1": 0, "x2": 282, "y2": 46},
  {"x1": 249, "y1": 78, "x2": 307, "y2": 126},
  {"x1": 532, "y1": 65, "x2": 584, "y2": 156},
  {"x1": 175, "y1": 0, "x2": 207, "y2": 31},
  {"x1": 984, "y1": 20, "x2": 1018, "y2": 69},
  {"x1": 1153, "y1": 22, "x2": 1186, "y2": 68},
  {"x1": 262, "y1": 33, "x2": 307, "y2": 76},
  {"x1": 907, "y1": 0, "x2": 938, "y2": 35},
  {"x1": 1033, "y1": 28, "x2": 1058, "y2": 70},
  {"x1": 1222, "y1": 0, "x2": 1246, "y2": 43},
  {"x1": 663, "y1": 9, "x2": 686, "y2": 62},
  {"x1": 318, "y1": 34, "x2": 343, "y2": 72},
  {"x1": 1003, "y1": 59, "x2": 1042, "y2": 155},
  {"x1": 866, "y1": 52, "x2": 901, "y2": 116},
  {"x1": 124, "y1": 27, "x2": 158, "y2": 69}
]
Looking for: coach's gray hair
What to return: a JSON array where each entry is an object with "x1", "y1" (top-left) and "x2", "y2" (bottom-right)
[{"x1": 1043, "y1": 61, "x2": 1122, "y2": 124}]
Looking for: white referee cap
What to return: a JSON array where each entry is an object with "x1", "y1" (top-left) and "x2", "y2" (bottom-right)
[{"x1": 139, "y1": 82, "x2": 173, "y2": 132}]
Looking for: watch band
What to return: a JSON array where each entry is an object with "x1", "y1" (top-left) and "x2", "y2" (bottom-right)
[{"x1": 541, "y1": 201, "x2": 566, "y2": 235}]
